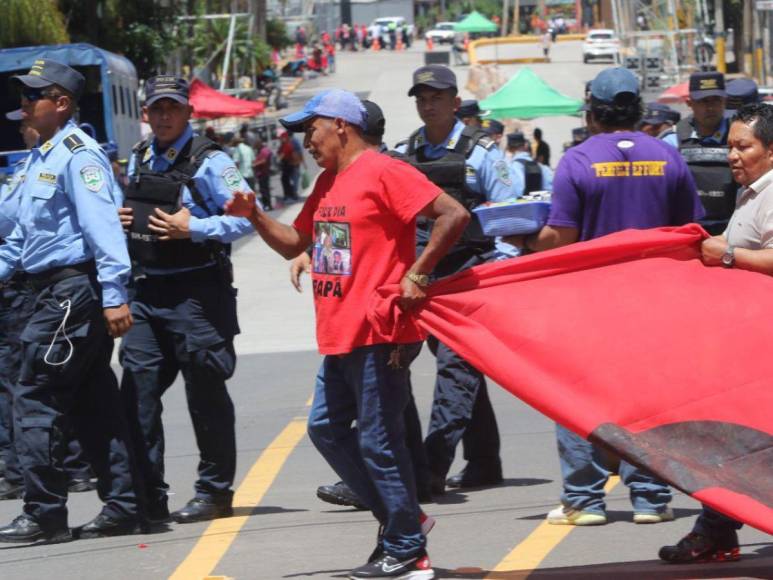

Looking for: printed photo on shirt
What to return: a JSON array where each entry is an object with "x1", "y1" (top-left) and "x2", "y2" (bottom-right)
[{"x1": 313, "y1": 221, "x2": 352, "y2": 275}]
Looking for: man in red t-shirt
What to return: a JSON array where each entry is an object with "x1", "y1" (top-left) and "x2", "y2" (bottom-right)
[{"x1": 226, "y1": 89, "x2": 468, "y2": 579}]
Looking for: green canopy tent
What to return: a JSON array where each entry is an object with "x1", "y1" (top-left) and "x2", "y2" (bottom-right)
[
  {"x1": 479, "y1": 67, "x2": 584, "y2": 120},
  {"x1": 453, "y1": 11, "x2": 498, "y2": 33}
]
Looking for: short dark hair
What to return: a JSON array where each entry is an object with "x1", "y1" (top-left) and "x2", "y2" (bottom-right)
[
  {"x1": 590, "y1": 95, "x2": 643, "y2": 129},
  {"x1": 533, "y1": 128, "x2": 542, "y2": 139},
  {"x1": 732, "y1": 103, "x2": 773, "y2": 147}
]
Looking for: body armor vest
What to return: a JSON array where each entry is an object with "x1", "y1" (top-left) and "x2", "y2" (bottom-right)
[
  {"x1": 515, "y1": 158, "x2": 543, "y2": 194},
  {"x1": 124, "y1": 136, "x2": 227, "y2": 269},
  {"x1": 677, "y1": 119, "x2": 737, "y2": 235},
  {"x1": 402, "y1": 126, "x2": 492, "y2": 248}
]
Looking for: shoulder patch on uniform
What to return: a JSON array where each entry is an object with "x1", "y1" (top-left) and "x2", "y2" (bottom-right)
[
  {"x1": 494, "y1": 159, "x2": 512, "y2": 186},
  {"x1": 222, "y1": 166, "x2": 243, "y2": 191},
  {"x1": 80, "y1": 165, "x2": 105, "y2": 192},
  {"x1": 63, "y1": 134, "x2": 86, "y2": 153},
  {"x1": 478, "y1": 136, "x2": 496, "y2": 150}
]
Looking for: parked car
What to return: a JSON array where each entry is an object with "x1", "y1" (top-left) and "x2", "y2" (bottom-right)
[
  {"x1": 582, "y1": 29, "x2": 621, "y2": 63},
  {"x1": 425, "y1": 22, "x2": 457, "y2": 44}
]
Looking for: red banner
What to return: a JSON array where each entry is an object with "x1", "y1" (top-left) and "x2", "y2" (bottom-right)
[{"x1": 369, "y1": 225, "x2": 773, "y2": 534}]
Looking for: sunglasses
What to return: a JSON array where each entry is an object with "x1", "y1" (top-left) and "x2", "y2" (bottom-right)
[{"x1": 21, "y1": 88, "x2": 55, "y2": 102}]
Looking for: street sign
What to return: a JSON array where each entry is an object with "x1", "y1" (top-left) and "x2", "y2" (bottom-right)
[{"x1": 756, "y1": 0, "x2": 773, "y2": 9}]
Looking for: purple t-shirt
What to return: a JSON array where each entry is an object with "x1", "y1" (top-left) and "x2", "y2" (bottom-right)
[{"x1": 548, "y1": 131, "x2": 704, "y2": 241}]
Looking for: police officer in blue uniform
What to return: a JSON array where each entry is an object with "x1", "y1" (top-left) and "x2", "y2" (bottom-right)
[
  {"x1": 395, "y1": 65, "x2": 513, "y2": 493},
  {"x1": 0, "y1": 109, "x2": 36, "y2": 501},
  {"x1": 663, "y1": 71, "x2": 736, "y2": 235},
  {"x1": 505, "y1": 132, "x2": 553, "y2": 196},
  {"x1": 119, "y1": 76, "x2": 253, "y2": 524},
  {"x1": 639, "y1": 103, "x2": 681, "y2": 140},
  {"x1": 0, "y1": 113, "x2": 98, "y2": 502},
  {"x1": 0, "y1": 59, "x2": 139, "y2": 543}
]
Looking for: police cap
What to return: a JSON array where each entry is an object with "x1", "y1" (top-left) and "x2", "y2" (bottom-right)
[
  {"x1": 12, "y1": 59, "x2": 85, "y2": 99},
  {"x1": 507, "y1": 131, "x2": 527, "y2": 148},
  {"x1": 726, "y1": 78, "x2": 760, "y2": 110},
  {"x1": 688, "y1": 71, "x2": 726, "y2": 100},
  {"x1": 361, "y1": 99, "x2": 386, "y2": 138},
  {"x1": 408, "y1": 65, "x2": 457, "y2": 96},
  {"x1": 457, "y1": 99, "x2": 482, "y2": 118},
  {"x1": 482, "y1": 119, "x2": 504, "y2": 136},
  {"x1": 145, "y1": 75, "x2": 190, "y2": 106},
  {"x1": 642, "y1": 102, "x2": 680, "y2": 125}
]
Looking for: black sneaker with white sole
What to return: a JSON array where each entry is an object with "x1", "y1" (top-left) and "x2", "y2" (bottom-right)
[{"x1": 349, "y1": 550, "x2": 434, "y2": 579}]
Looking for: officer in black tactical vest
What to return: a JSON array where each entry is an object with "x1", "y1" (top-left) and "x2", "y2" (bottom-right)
[
  {"x1": 119, "y1": 76, "x2": 254, "y2": 525},
  {"x1": 394, "y1": 65, "x2": 517, "y2": 494},
  {"x1": 505, "y1": 132, "x2": 553, "y2": 196},
  {"x1": 663, "y1": 71, "x2": 737, "y2": 235}
]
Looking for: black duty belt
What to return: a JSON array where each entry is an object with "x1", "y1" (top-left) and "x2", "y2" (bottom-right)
[{"x1": 26, "y1": 260, "x2": 97, "y2": 291}]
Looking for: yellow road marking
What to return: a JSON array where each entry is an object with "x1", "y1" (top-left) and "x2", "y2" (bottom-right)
[
  {"x1": 305, "y1": 393, "x2": 313, "y2": 407},
  {"x1": 169, "y1": 417, "x2": 308, "y2": 580},
  {"x1": 486, "y1": 476, "x2": 621, "y2": 577}
]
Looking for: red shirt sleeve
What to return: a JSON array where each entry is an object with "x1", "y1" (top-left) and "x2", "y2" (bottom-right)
[
  {"x1": 293, "y1": 171, "x2": 330, "y2": 235},
  {"x1": 378, "y1": 157, "x2": 443, "y2": 224}
]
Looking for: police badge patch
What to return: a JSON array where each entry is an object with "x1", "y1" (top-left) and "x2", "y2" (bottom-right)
[
  {"x1": 80, "y1": 166, "x2": 105, "y2": 192},
  {"x1": 494, "y1": 160, "x2": 512, "y2": 186},
  {"x1": 222, "y1": 167, "x2": 243, "y2": 191}
]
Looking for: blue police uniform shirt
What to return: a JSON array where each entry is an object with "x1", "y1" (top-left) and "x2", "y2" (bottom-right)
[
  {"x1": 509, "y1": 151, "x2": 554, "y2": 196},
  {"x1": 662, "y1": 116, "x2": 729, "y2": 149},
  {"x1": 0, "y1": 156, "x2": 30, "y2": 238},
  {"x1": 0, "y1": 120, "x2": 131, "y2": 307},
  {"x1": 127, "y1": 124, "x2": 254, "y2": 259},
  {"x1": 394, "y1": 119, "x2": 516, "y2": 202}
]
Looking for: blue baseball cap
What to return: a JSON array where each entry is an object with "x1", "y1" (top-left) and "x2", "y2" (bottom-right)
[
  {"x1": 280, "y1": 89, "x2": 367, "y2": 132},
  {"x1": 12, "y1": 58, "x2": 85, "y2": 99},
  {"x1": 145, "y1": 75, "x2": 189, "y2": 106},
  {"x1": 590, "y1": 67, "x2": 640, "y2": 104}
]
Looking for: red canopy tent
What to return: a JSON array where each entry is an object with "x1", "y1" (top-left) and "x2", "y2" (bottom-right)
[
  {"x1": 189, "y1": 78, "x2": 265, "y2": 119},
  {"x1": 657, "y1": 80, "x2": 689, "y2": 104}
]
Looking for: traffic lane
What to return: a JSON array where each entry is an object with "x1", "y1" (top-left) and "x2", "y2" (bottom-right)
[
  {"x1": 216, "y1": 349, "x2": 563, "y2": 579},
  {"x1": 0, "y1": 349, "x2": 319, "y2": 580}
]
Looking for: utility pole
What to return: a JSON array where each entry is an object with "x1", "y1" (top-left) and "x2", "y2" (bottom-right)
[
  {"x1": 714, "y1": 0, "x2": 726, "y2": 73},
  {"x1": 502, "y1": 0, "x2": 510, "y2": 37},
  {"x1": 513, "y1": 0, "x2": 521, "y2": 35},
  {"x1": 743, "y1": 0, "x2": 753, "y2": 76}
]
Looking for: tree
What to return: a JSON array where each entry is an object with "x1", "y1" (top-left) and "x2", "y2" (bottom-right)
[
  {"x1": 58, "y1": 0, "x2": 183, "y2": 78},
  {"x1": 1, "y1": 0, "x2": 69, "y2": 47}
]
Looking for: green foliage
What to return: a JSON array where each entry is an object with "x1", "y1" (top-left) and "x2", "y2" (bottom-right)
[
  {"x1": 59, "y1": 0, "x2": 182, "y2": 78},
  {"x1": 421, "y1": 0, "x2": 502, "y2": 30},
  {"x1": 267, "y1": 18, "x2": 292, "y2": 49},
  {"x1": 1, "y1": 0, "x2": 69, "y2": 47}
]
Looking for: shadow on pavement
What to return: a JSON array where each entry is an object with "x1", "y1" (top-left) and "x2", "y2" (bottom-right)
[
  {"x1": 232, "y1": 505, "x2": 308, "y2": 517},
  {"x1": 435, "y1": 478, "x2": 553, "y2": 506},
  {"x1": 516, "y1": 506, "x2": 703, "y2": 522},
  {"x1": 436, "y1": 551, "x2": 773, "y2": 579}
]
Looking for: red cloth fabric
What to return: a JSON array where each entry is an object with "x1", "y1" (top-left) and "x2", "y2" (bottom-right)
[
  {"x1": 369, "y1": 224, "x2": 773, "y2": 534},
  {"x1": 294, "y1": 150, "x2": 441, "y2": 354},
  {"x1": 189, "y1": 79, "x2": 265, "y2": 119}
]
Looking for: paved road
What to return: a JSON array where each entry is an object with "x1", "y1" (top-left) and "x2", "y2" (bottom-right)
[{"x1": 0, "y1": 42, "x2": 770, "y2": 580}]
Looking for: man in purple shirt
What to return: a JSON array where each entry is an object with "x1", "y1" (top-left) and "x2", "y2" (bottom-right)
[{"x1": 512, "y1": 67, "x2": 704, "y2": 526}]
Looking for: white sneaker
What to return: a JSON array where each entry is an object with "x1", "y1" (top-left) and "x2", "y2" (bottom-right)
[
  {"x1": 634, "y1": 506, "x2": 675, "y2": 524},
  {"x1": 547, "y1": 505, "x2": 607, "y2": 526}
]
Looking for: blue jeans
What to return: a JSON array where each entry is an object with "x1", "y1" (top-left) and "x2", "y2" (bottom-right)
[
  {"x1": 694, "y1": 505, "x2": 742, "y2": 537},
  {"x1": 556, "y1": 424, "x2": 672, "y2": 514},
  {"x1": 307, "y1": 343, "x2": 424, "y2": 559}
]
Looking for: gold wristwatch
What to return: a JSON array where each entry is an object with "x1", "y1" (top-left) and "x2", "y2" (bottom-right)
[{"x1": 405, "y1": 272, "x2": 430, "y2": 287}]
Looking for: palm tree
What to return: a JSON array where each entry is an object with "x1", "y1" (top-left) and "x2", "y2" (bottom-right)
[{"x1": 2, "y1": 0, "x2": 69, "y2": 47}]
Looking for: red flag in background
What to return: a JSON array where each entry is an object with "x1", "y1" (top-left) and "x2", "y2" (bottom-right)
[{"x1": 369, "y1": 224, "x2": 773, "y2": 534}]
